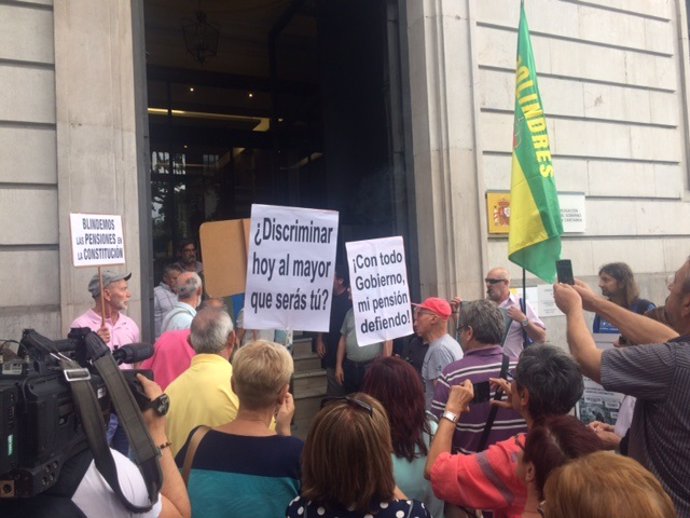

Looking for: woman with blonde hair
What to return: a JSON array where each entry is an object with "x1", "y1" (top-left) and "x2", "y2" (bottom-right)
[
  {"x1": 176, "y1": 340, "x2": 302, "y2": 518},
  {"x1": 286, "y1": 393, "x2": 430, "y2": 518},
  {"x1": 543, "y1": 451, "x2": 675, "y2": 518}
]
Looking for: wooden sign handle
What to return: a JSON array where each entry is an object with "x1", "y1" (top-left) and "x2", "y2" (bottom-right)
[{"x1": 98, "y1": 266, "x2": 106, "y2": 327}]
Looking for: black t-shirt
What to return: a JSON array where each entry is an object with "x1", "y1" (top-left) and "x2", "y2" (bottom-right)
[
  {"x1": 322, "y1": 290, "x2": 351, "y2": 368},
  {"x1": 399, "y1": 334, "x2": 428, "y2": 376}
]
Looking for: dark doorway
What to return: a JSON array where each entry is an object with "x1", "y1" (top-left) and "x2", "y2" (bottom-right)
[{"x1": 143, "y1": 0, "x2": 417, "y2": 293}]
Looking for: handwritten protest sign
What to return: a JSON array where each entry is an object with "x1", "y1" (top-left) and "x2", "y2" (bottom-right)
[
  {"x1": 346, "y1": 236, "x2": 413, "y2": 346},
  {"x1": 244, "y1": 204, "x2": 339, "y2": 332},
  {"x1": 69, "y1": 213, "x2": 125, "y2": 267}
]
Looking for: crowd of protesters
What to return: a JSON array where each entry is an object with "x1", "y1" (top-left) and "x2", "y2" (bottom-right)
[{"x1": 59, "y1": 242, "x2": 690, "y2": 518}]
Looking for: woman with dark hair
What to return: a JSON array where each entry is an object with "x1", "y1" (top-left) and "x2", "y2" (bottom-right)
[
  {"x1": 517, "y1": 415, "x2": 603, "y2": 517},
  {"x1": 286, "y1": 393, "x2": 431, "y2": 518},
  {"x1": 361, "y1": 356, "x2": 443, "y2": 517}
]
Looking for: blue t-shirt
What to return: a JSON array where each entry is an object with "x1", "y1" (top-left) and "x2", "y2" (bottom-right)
[
  {"x1": 176, "y1": 429, "x2": 303, "y2": 518},
  {"x1": 593, "y1": 298, "x2": 655, "y2": 333},
  {"x1": 391, "y1": 419, "x2": 444, "y2": 518}
]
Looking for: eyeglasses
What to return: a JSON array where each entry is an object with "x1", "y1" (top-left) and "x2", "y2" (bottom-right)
[
  {"x1": 320, "y1": 396, "x2": 373, "y2": 417},
  {"x1": 485, "y1": 278, "x2": 507, "y2": 285}
]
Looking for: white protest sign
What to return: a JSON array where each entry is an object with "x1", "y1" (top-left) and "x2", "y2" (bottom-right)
[
  {"x1": 244, "y1": 204, "x2": 339, "y2": 332},
  {"x1": 69, "y1": 213, "x2": 125, "y2": 267},
  {"x1": 536, "y1": 284, "x2": 563, "y2": 317},
  {"x1": 346, "y1": 236, "x2": 413, "y2": 346}
]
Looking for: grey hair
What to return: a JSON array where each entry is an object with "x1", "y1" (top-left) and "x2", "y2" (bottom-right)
[
  {"x1": 459, "y1": 299, "x2": 504, "y2": 345},
  {"x1": 189, "y1": 308, "x2": 234, "y2": 354},
  {"x1": 177, "y1": 272, "x2": 202, "y2": 300},
  {"x1": 516, "y1": 344, "x2": 584, "y2": 421}
]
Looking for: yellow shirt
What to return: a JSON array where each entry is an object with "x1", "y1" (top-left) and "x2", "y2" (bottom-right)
[{"x1": 165, "y1": 354, "x2": 239, "y2": 457}]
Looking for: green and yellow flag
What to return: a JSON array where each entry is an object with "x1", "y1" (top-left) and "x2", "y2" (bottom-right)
[{"x1": 508, "y1": 1, "x2": 563, "y2": 283}]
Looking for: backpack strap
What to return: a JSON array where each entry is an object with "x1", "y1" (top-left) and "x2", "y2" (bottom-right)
[
  {"x1": 60, "y1": 353, "x2": 159, "y2": 513},
  {"x1": 519, "y1": 298, "x2": 531, "y2": 348},
  {"x1": 161, "y1": 306, "x2": 190, "y2": 332},
  {"x1": 182, "y1": 425, "x2": 212, "y2": 486},
  {"x1": 476, "y1": 354, "x2": 510, "y2": 452},
  {"x1": 499, "y1": 308, "x2": 513, "y2": 347}
]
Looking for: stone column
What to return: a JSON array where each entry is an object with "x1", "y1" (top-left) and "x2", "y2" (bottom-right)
[
  {"x1": 54, "y1": 0, "x2": 143, "y2": 333},
  {"x1": 405, "y1": 0, "x2": 488, "y2": 300}
]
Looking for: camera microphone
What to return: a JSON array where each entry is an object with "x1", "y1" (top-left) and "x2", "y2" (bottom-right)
[{"x1": 112, "y1": 343, "x2": 154, "y2": 364}]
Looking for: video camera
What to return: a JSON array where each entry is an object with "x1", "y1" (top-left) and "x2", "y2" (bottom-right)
[{"x1": 0, "y1": 328, "x2": 153, "y2": 499}]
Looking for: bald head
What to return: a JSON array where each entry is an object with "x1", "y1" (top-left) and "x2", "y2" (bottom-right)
[
  {"x1": 190, "y1": 307, "x2": 234, "y2": 355},
  {"x1": 487, "y1": 267, "x2": 510, "y2": 282},
  {"x1": 199, "y1": 297, "x2": 228, "y2": 311},
  {"x1": 485, "y1": 267, "x2": 511, "y2": 303}
]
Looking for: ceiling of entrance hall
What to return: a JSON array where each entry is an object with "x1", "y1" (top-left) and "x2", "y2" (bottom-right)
[{"x1": 144, "y1": 0, "x2": 318, "y2": 82}]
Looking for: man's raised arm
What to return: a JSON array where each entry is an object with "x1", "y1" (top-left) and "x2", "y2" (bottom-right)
[
  {"x1": 573, "y1": 280, "x2": 676, "y2": 344},
  {"x1": 553, "y1": 284, "x2": 603, "y2": 383}
]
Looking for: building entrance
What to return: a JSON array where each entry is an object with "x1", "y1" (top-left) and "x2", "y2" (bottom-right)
[{"x1": 143, "y1": 0, "x2": 417, "y2": 293}]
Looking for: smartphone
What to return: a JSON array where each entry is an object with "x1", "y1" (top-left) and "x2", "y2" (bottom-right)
[
  {"x1": 556, "y1": 259, "x2": 574, "y2": 285},
  {"x1": 472, "y1": 381, "x2": 492, "y2": 404}
]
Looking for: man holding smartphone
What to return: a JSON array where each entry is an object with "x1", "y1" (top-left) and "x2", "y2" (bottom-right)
[
  {"x1": 484, "y1": 267, "x2": 546, "y2": 359},
  {"x1": 430, "y1": 300, "x2": 527, "y2": 454},
  {"x1": 554, "y1": 261, "x2": 690, "y2": 518}
]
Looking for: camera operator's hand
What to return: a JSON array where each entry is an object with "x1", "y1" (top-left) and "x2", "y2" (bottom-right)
[
  {"x1": 136, "y1": 374, "x2": 191, "y2": 518},
  {"x1": 136, "y1": 374, "x2": 165, "y2": 436}
]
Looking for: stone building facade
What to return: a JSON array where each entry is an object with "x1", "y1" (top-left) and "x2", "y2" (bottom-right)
[{"x1": 1, "y1": 0, "x2": 689, "y2": 345}]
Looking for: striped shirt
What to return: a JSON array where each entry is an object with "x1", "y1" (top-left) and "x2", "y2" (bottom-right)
[
  {"x1": 431, "y1": 345, "x2": 527, "y2": 453},
  {"x1": 601, "y1": 337, "x2": 690, "y2": 518}
]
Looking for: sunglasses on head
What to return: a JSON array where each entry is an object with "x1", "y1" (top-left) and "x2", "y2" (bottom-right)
[{"x1": 320, "y1": 396, "x2": 373, "y2": 417}]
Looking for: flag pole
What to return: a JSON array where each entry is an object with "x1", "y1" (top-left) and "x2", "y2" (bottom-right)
[{"x1": 521, "y1": 267, "x2": 528, "y2": 348}]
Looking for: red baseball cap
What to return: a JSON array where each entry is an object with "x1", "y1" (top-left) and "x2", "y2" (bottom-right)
[{"x1": 412, "y1": 297, "x2": 452, "y2": 319}]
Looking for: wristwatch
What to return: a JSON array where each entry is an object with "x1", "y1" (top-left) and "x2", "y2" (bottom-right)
[
  {"x1": 150, "y1": 394, "x2": 170, "y2": 416},
  {"x1": 520, "y1": 319, "x2": 529, "y2": 328},
  {"x1": 441, "y1": 410, "x2": 459, "y2": 424}
]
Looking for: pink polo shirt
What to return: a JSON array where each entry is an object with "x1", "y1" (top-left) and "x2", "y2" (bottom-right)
[
  {"x1": 139, "y1": 329, "x2": 194, "y2": 390},
  {"x1": 71, "y1": 309, "x2": 140, "y2": 369}
]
